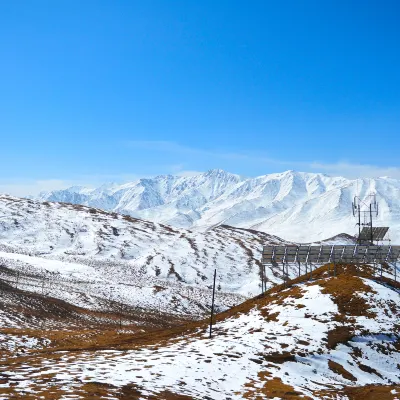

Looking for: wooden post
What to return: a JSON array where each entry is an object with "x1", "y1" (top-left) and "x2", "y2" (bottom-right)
[
  {"x1": 333, "y1": 254, "x2": 336, "y2": 277},
  {"x1": 286, "y1": 263, "x2": 289, "y2": 286},
  {"x1": 209, "y1": 269, "x2": 217, "y2": 339},
  {"x1": 263, "y1": 265, "x2": 266, "y2": 292},
  {"x1": 282, "y1": 263, "x2": 286, "y2": 288},
  {"x1": 261, "y1": 264, "x2": 264, "y2": 294}
]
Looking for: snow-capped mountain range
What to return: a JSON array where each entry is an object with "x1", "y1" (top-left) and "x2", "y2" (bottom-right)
[{"x1": 36, "y1": 169, "x2": 400, "y2": 243}]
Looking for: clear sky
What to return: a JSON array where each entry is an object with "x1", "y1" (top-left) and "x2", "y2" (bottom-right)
[{"x1": 1, "y1": 0, "x2": 400, "y2": 195}]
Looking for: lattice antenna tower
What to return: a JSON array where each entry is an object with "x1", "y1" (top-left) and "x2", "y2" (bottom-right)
[{"x1": 352, "y1": 188, "x2": 379, "y2": 243}]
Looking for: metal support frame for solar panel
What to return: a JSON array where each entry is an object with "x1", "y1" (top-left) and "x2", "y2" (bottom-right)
[
  {"x1": 262, "y1": 245, "x2": 400, "y2": 286},
  {"x1": 307, "y1": 246, "x2": 324, "y2": 279},
  {"x1": 341, "y1": 246, "x2": 356, "y2": 263},
  {"x1": 387, "y1": 245, "x2": 400, "y2": 282},
  {"x1": 387, "y1": 246, "x2": 400, "y2": 263}
]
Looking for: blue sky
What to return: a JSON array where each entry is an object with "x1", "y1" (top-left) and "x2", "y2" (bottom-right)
[{"x1": 1, "y1": 0, "x2": 400, "y2": 195}]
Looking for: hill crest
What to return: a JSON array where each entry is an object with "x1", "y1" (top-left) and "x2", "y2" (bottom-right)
[{"x1": 1, "y1": 264, "x2": 399, "y2": 399}]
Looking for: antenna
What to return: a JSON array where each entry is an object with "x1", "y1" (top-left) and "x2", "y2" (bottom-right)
[{"x1": 352, "y1": 190, "x2": 387, "y2": 244}]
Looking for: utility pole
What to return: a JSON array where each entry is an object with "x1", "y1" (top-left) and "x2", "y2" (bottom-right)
[
  {"x1": 370, "y1": 203, "x2": 373, "y2": 244},
  {"x1": 209, "y1": 269, "x2": 217, "y2": 339}
]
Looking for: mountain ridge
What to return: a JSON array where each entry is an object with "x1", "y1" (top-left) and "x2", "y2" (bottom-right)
[{"x1": 32, "y1": 169, "x2": 400, "y2": 242}]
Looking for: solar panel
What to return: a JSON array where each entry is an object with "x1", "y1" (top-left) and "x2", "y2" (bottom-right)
[
  {"x1": 358, "y1": 227, "x2": 389, "y2": 241},
  {"x1": 377, "y1": 246, "x2": 388, "y2": 262},
  {"x1": 297, "y1": 246, "x2": 311, "y2": 263},
  {"x1": 262, "y1": 245, "x2": 275, "y2": 264},
  {"x1": 308, "y1": 246, "x2": 323, "y2": 262},
  {"x1": 320, "y1": 246, "x2": 334, "y2": 263},
  {"x1": 285, "y1": 246, "x2": 298, "y2": 263},
  {"x1": 388, "y1": 246, "x2": 400, "y2": 261},
  {"x1": 364, "y1": 246, "x2": 381, "y2": 262},
  {"x1": 273, "y1": 246, "x2": 287, "y2": 263},
  {"x1": 341, "y1": 246, "x2": 356, "y2": 262},
  {"x1": 354, "y1": 245, "x2": 368, "y2": 262},
  {"x1": 262, "y1": 246, "x2": 274, "y2": 255},
  {"x1": 332, "y1": 245, "x2": 345, "y2": 261},
  {"x1": 358, "y1": 227, "x2": 371, "y2": 241},
  {"x1": 261, "y1": 245, "x2": 398, "y2": 265},
  {"x1": 375, "y1": 227, "x2": 389, "y2": 240}
]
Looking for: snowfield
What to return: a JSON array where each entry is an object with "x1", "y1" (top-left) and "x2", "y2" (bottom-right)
[
  {"x1": 0, "y1": 273, "x2": 399, "y2": 399},
  {"x1": 0, "y1": 194, "x2": 295, "y2": 319},
  {"x1": 0, "y1": 195, "x2": 357, "y2": 320}
]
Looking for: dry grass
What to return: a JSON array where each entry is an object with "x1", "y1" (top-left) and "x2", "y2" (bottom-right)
[
  {"x1": 326, "y1": 325, "x2": 354, "y2": 349},
  {"x1": 316, "y1": 274, "x2": 376, "y2": 318},
  {"x1": 0, "y1": 381, "x2": 196, "y2": 400},
  {"x1": 316, "y1": 384, "x2": 400, "y2": 399},
  {"x1": 2, "y1": 261, "x2": 400, "y2": 399},
  {"x1": 328, "y1": 360, "x2": 357, "y2": 382},
  {"x1": 243, "y1": 374, "x2": 312, "y2": 399}
]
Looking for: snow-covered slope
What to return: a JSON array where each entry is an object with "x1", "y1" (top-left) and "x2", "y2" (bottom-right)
[
  {"x1": 0, "y1": 195, "x2": 295, "y2": 319},
  {"x1": 34, "y1": 169, "x2": 400, "y2": 242},
  {"x1": 1, "y1": 267, "x2": 399, "y2": 399}
]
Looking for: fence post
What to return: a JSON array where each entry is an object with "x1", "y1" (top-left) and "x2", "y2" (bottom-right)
[
  {"x1": 282, "y1": 263, "x2": 286, "y2": 288},
  {"x1": 263, "y1": 265, "x2": 266, "y2": 292},
  {"x1": 333, "y1": 255, "x2": 336, "y2": 277},
  {"x1": 261, "y1": 264, "x2": 264, "y2": 294},
  {"x1": 286, "y1": 263, "x2": 289, "y2": 286},
  {"x1": 209, "y1": 269, "x2": 217, "y2": 339}
]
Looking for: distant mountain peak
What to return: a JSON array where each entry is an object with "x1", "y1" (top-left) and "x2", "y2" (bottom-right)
[
  {"x1": 31, "y1": 170, "x2": 400, "y2": 242},
  {"x1": 205, "y1": 168, "x2": 227, "y2": 175}
]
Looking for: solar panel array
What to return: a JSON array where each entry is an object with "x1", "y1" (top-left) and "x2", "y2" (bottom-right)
[
  {"x1": 358, "y1": 227, "x2": 389, "y2": 241},
  {"x1": 262, "y1": 245, "x2": 400, "y2": 264}
]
